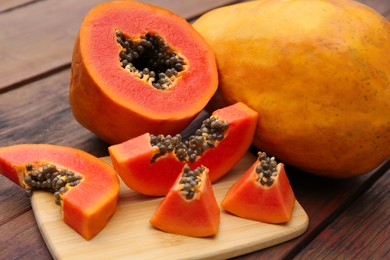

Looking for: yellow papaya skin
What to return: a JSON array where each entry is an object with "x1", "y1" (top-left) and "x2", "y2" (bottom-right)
[{"x1": 193, "y1": 0, "x2": 390, "y2": 178}]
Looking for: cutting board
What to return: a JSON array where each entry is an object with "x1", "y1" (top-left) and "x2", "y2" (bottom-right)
[{"x1": 31, "y1": 152, "x2": 309, "y2": 259}]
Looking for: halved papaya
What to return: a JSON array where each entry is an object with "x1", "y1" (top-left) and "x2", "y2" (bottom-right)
[
  {"x1": 70, "y1": 1, "x2": 218, "y2": 144},
  {"x1": 150, "y1": 165, "x2": 220, "y2": 237},
  {"x1": 221, "y1": 152, "x2": 295, "y2": 223},
  {"x1": 0, "y1": 144, "x2": 120, "y2": 240},
  {"x1": 108, "y1": 102, "x2": 258, "y2": 196}
]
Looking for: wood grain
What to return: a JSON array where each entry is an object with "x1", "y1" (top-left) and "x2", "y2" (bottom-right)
[
  {"x1": 294, "y1": 171, "x2": 390, "y2": 259},
  {"x1": 0, "y1": 69, "x2": 109, "y2": 156},
  {"x1": 0, "y1": 176, "x2": 31, "y2": 225},
  {"x1": 0, "y1": 0, "x2": 36, "y2": 13},
  {"x1": 31, "y1": 154, "x2": 308, "y2": 260},
  {"x1": 0, "y1": 210, "x2": 51, "y2": 260}
]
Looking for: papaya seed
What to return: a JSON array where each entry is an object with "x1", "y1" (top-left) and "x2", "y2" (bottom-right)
[
  {"x1": 115, "y1": 29, "x2": 187, "y2": 91},
  {"x1": 150, "y1": 115, "x2": 229, "y2": 163},
  {"x1": 178, "y1": 166, "x2": 205, "y2": 200},
  {"x1": 24, "y1": 175, "x2": 32, "y2": 185},
  {"x1": 185, "y1": 191, "x2": 195, "y2": 200},
  {"x1": 183, "y1": 183, "x2": 191, "y2": 191},
  {"x1": 26, "y1": 163, "x2": 33, "y2": 171},
  {"x1": 25, "y1": 189, "x2": 32, "y2": 198},
  {"x1": 256, "y1": 152, "x2": 278, "y2": 186},
  {"x1": 22, "y1": 163, "x2": 83, "y2": 205}
]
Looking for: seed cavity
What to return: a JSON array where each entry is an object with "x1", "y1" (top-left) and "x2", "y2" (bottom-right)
[
  {"x1": 115, "y1": 29, "x2": 187, "y2": 91},
  {"x1": 255, "y1": 152, "x2": 278, "y2": 186},
  {"x1": 150, "y1": 116, "x2": 229, "y2": 163},
  {"x1": 179, "y1": 165, "x2": 205, "y2": 200},
  {"x1": 23, "y1": 162, "x2": 83, "y2": 206}
]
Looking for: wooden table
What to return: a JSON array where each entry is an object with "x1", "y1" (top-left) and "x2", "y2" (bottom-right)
[{"x1": 1, "y1": 0, "x2": 389, "y2": 259}]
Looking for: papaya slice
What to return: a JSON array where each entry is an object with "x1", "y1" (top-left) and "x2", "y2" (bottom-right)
[
  {"x1": 221, "y1": 152, "x2": 295, "y2": 223},
  {"x1": 150, "y1": 165, "x2": 220, "y2": 237},
  {"x1": 0, "y1": 144, "x2": 120, "y2": 240},
  {"x1": 108, "y1": 102, "x2": 258, "y2": 196},
  {"x1": 70, "y1": 1, "x2": 218, "y2": 144}
]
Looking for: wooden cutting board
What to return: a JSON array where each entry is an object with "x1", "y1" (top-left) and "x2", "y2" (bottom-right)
[{"x1": 31, "y1": 152, "x2": 309, "y2": 259}]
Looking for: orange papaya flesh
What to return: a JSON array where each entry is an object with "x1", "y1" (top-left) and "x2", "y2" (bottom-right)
[
  {"x1": 70, "y1": 1, "x2": 218, "y2": 144},
  {"x1": 221, "y1": 152, "x2": 295, "y2": 223},
  {"x1": 0, "y1": 144, "x2": 120, "y2": 240},
  {"x1": 108, "y1": 102, "x2": 258, "y2": 196},
  {"x1": 109, "y1": 133, "x2": 183, "y2": 196},
  {"x1": 193, "y1": 102, "x2": 258, "y2": 182},
  {"x1": 150, "y1": 165, "x2": 220, "y2": 237}
]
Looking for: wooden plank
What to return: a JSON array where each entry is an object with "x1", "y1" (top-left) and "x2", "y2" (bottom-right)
[
  {"x1": 0, "y1": 210, "x2": 52, "y2": 260},
  {"x1": 142, "y1": 0, "x2": 242, "y2": 20},
  {"x1": 357, "y1": 0, "x2": 390, "y2": 15},
  {"x1": 0, "y1": 69, "x2": 109, "y2": 156},
  {"x1": 0, "y1": 0, "x2": 240, "y2": 93},
  {"x1": 0, "y1": 0, "x2": 36, "y2": 13},
  {"x1": 294, "y1": 171, "x2": 390, "y2": 259},
  {"x1": 0, "y1": 176, "x2": 31, "y2": 225}
]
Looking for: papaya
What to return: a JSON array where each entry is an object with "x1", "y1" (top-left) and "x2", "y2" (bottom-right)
[
  {"x1": 193, "y1": 0, "x2": 390, "y2": 178},
  {"x1": 108, "y1": 102, "x2": 258, "y2": 196},
  {"x1": 150, "y1": 165, "x2": 220, "y2": 237},
  {"x1": 70, "y1": 1, "x2": 218, "y2": 144},
  {"x1": 221, "y1": 152, "x2": 295, "y2": 223},
  {"x1": 0, "y1": 144, "x2": 120, "y2": 240}
]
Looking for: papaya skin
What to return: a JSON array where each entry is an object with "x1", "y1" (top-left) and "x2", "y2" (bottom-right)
[
  {"x1": 70, "y1": 1, "x2": 218, "y2": 144},
  {"x1": 221, "y1": 162, "x2": 295, "y2": 223},
  {"x1": 0, "y1": 144, "x2": 120, "y2": 240},
  {"x1": 193, "y1": 0, "x2": 390, "y2": 178},
  {"x1": 150, "y1": 167, "x2": 220, "y2": 237}
]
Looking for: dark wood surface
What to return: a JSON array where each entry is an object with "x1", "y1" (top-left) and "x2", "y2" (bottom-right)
[{"x1": 0, "y1": 0, "x2": 389, "y2": 259}]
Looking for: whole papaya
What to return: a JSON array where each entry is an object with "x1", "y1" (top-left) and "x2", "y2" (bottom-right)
[{"x1": 193, "y1": 0, "x2": 390, "y2": 178}]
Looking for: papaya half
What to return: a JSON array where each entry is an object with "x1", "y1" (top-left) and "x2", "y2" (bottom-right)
[
  {"x1": 150, "y1": 165, "x2": 220, "y2": 237},
  {"x1": 70, "y1": 1, "x2": 218, "y2": 144},
  {"x1": 108, "y1": 102, "x2": 258, "y2": 196},
  {"x1": 221, "y1": 152, "x2": 295, "y2": 223},
  {"x1": 0, "y1": 144, "x2": 120, "y2": 240},
  {"x1": 193, "y1": 0, "x2": 390, "y2": 178}
]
